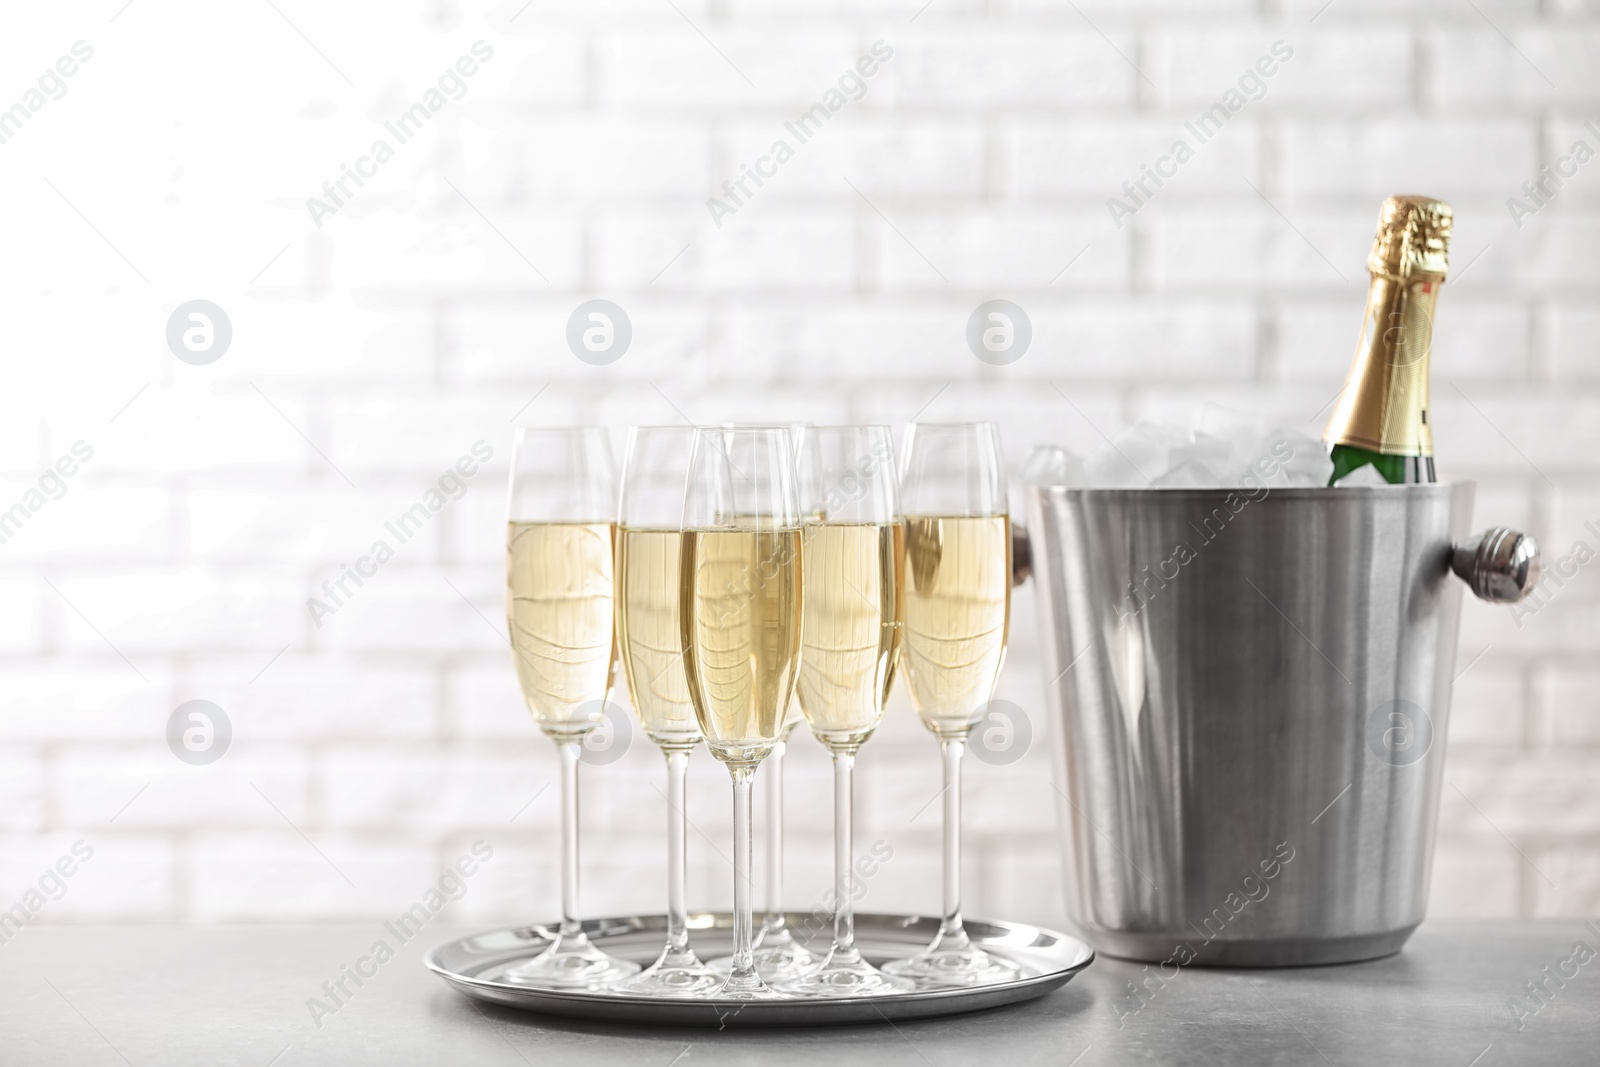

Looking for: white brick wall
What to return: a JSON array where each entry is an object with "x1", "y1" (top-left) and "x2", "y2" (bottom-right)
[{"x1": 3, "y1": 0, "x2": 1599, "y2": 931}]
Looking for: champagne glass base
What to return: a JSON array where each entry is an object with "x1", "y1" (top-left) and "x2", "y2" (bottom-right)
[
  {"x1": 881, "y1": 947, "x2": 1021, "y2": 989},
  {"x1": 709, "y1": 925, "x2": 818, "y2": 984},
  {"x1": 500, "y1": 931, "x2": 640, "y2": 991},
  {"x1": 615, "y1": 949, "x2": 720, "y2": 997},
  {"x1": 774, "y1": 954, "x2": 913, "y2": 998}
]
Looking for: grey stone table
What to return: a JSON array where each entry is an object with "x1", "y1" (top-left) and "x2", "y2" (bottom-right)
[{"x1": 2, "y1": 920, "x2": 1596, "y2": 1065}]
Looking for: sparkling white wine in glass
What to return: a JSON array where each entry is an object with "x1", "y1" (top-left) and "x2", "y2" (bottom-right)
[
  {"x1": 616, "y1": 528, "x2": 700, "y2": 746},
  {"x1": 901, "y1": 515, "x2": 1011, "y2": 736},
  {"x1": 797, "y1": 521, "x2": 904, "y2": 747},
  {"x1": 614, "y1": 425, "x2": 721, "y2": 997},
  {"x1": 500, "y1": 425, "x2": 637, "y2": 991},
  {"x1": 507, "y1": 521, "x2": 618, "y2": 736},
  {"x1": 883, "y1": 421, "x2": 1020, "y2": 988},
  {"x1": 680, "y1": 426, "x2": 802, "y2": 998},
  {"x1": 680, "y1": 527, "x2": 803, "y2": 765}
]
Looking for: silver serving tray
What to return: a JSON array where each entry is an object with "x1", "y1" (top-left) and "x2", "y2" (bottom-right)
[{"x1": 427, "y1": 911, "x2": 1093, "y2": 1027}]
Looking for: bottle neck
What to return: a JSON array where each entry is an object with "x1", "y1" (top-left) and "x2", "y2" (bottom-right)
[{"x1": 1323, "y1": 270, "x2": 1442, "y2": 459}]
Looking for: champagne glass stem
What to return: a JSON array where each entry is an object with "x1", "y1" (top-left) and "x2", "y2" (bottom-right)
[
  {"x1": 728, "y1": 763, "x2": 761, "y2": 991},
  {"x1": 833, "y1": 747, "x2": 858, "y2": 958},
  {"x1": 664, "y1": 745, "x2": 692, "y2": 958},
  {"x1": 939, "y1": 736, "x2": 967, "y2": 942},
  {"x1": 765, "y1": 740, "x2": 785, "y2": 929},
  {"x1": 558, "y1": 739, "x2": 583, "y2": 939}
]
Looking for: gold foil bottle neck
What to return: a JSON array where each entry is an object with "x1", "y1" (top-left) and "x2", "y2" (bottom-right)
[
  {"x1": 1367, "y1": 195, "x2": 1452, "y2": 280},
  {"x1": 1323, "y1": 195, "x2": 1453, "y2": 458}
]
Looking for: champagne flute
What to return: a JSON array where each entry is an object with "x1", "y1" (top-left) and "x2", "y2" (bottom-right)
[
  {"x1": 501, "y1": 426, "x2": 640, "y2": 989},
  {"x1": 882, "y1": 422, "x2": 1021, "y2": 987},
  {"x1": 752, "y1": 423, "x2": 815, "y2": 982},
  {"x1": 614, "y1": 427, "x2": 720, "y2": 997},
  {"x1": 680, "y1": 426, "x2": 804, "y2": 998},
  {"x1": 777, "y1": 425, "x2": 913, "y2": 996}
]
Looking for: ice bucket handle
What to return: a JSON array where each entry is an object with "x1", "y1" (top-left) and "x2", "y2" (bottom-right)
[
  {"x1": 1011, "y1": 520, "x2": 1543, "y2": 605},
  {"x1": 1452, "y1": 526, "x2": 1541, "y2": 604}
]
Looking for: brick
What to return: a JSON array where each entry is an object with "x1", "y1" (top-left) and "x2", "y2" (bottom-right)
[
  {"x1": 975, "y1": 834, "x2": 1069, "y2": 928},
  {"x1": 873, "y1": 209, "x2": 1130, "y2": 290},
  {"x1": 1427, "y1": 29, "x2": 1600, "y2": 107},
  {"x1": 595, "y1": 206, "x2": 857, "y2": 289},
  {"x1": 1531, "y1": 844, "x2": 1600, "y2": 915},
  {"x1": 1509, "y1": 213, "x2": 1600, "y2": 285},
  {"x1": 320, "y1": 745, "x2": 557, "y2": 831},
  {"x1": 1437, "y1": 751, "x2": 1600, "y2": 837},
  {"x1": 1446, "y1": 662, "x2": 1524, "y2": 747},
  {"x1": 0, "y1": 485, "x2": 170, "y2": 562},
  {"x1": 0, "y1": 834, "x2": 177, "y2": 920},
  {"x1": 1011, "y1": 118, "x2": 1261, "y2": 197},
  {"x1": 484, "y1": 31, "x2": 587, "y2": 106},
  {"x1": 718, "y1": 300, "x2": 981, "y2": 384},
  {"x1": 215, "y1": 297, "x2": 436, "y2": 382},
  {"x1": 447, "y1": 659, "x2": 532, "y2": 740},
  {"x1": 53, "y1": 568, "x2": 305, "y2": 655},
  {"x1": 186, "y1": 484, "x2": 440, "y2": 565},
  {"x1": 441, "y1": 301, "x2": 708, "y2": 381},
  {"x1": 0, "y1": 749, "x2": 46, "y2": 831},
  {"x1": 1149, "y1": 206, "x2": 1375, "y2": 290},
  {"x1": 315, "y1": 569, "x2": 505, "y2": 654},
  {"x1": 185, "y1": 656, "x2": 438, "y2": 742},
  {"x1": 1535, "y1": 665, "x2": 1600, "y2": 746},
  {"x1": 599, "y1": 29, "x2": 860, "y2": 108},
  {"x1": 332, "y1": 205, "x2": 585, "y2": 293},
  {"x1": 1547, "y1": 304, "x2": 1600, "y2": 383},
  {"x1": 1273, "y1": 299, "x2": 1530, "y2": 383},
  {"x1": 459, "y1": 116, "x2": 711, "y2": 199},
  {"x1": 1145, "y1": 29, "x2": 1411, "y2": 107},
  {"x1": 0, "y1": 664, "x2": 169, "y2": 741},
  {"x1": 724, "y1": 118, "x2": 987, "y2": 199},
  {"x1": 326, "y1": 392, "x2": 543, "y2": 472},
  {"x1": 883, "y1": 29, "x2": 1134, "y2": 105},
  {"x1": 1280, "y1": 121, "x2": 1535, "y2": 197},
  {"x1": 97, "y1": 382, "x2": 316, "y2": 477},
  {"x1": 1427, "y1": 836, "x2": 1521, "y2": 918},
  {"x1": 54, "y1": 746, "x2": 310, "y2": 829},
  {"x1": 1431, "y1": 390, "x2": 1600, "y2": 477},
  {"x1": 0, "y1": 576, "x2": 43, "y2": 653},
  {"x1": 188, "y1": 834, "x2": 439, "y2": 919}
]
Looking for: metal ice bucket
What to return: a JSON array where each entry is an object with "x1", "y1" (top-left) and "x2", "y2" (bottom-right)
[{"x1": 1021, "y1": 483, "x2": 1539, "y2": 966}]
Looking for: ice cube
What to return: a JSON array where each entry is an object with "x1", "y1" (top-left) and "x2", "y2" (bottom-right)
[
  {"x1": 1193, "y1": 403, "x2": 1267, "y2": 444},
  {"x1": 1245, "y1": 428, "x2": 1334, "y2": 487},
  {"x1": 1154, "y1": 459, "x2": 1221, "y2": 488},
  {"x1": 1334, "y1": 463, "x2": 1390, "y2": 487},
  {"x1": 1022, "y1": 444, "x2": 1088, "y2": 487},
  {"x1": 1088, "y1": 421, "x2": 1189, "y2": 487}
]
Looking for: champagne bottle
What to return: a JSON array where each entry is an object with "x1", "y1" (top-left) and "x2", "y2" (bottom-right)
[{"x1": 1323, "y1": 195, "x2": 1453, "y2": 484}]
